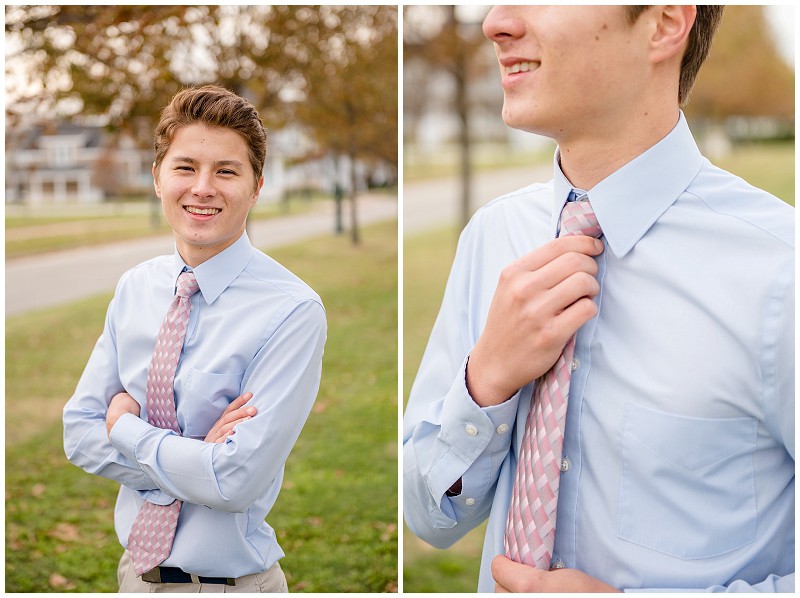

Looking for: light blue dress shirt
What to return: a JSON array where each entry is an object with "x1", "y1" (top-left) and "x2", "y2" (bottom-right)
[
  {"x1": 63, "y1": 232, "x2": 326, "y2": 578},
  {"x1": 403, "y1": 113, "x2": 794, "y2": 592}
]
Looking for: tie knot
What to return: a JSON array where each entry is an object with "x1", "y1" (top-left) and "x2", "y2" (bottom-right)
[
  {"x1": 176, "y1": 271, "x2": 199, "y2": 298},
  {"x1": 559, "y1": 199, "x2": 602, "y2": 239}
]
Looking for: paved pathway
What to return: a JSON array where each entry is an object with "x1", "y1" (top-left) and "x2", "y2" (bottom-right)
[
  {"x1": 403, "y1": 163, "x2": 552, "y2": 235},
  {"x1": 6, "y1": 193, "x2": 396, "y2": 316},
  {"x1": 7, "y1": 162, "x2": 553, "y2": 316}
]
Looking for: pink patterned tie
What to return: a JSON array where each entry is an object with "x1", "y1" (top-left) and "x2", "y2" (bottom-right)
[
  {"x1": 504, "y1": 199, "x2": 602, "y2": 570},
  {"x1": 127, "y1": 270, "x2": 199, "y2": 576}
]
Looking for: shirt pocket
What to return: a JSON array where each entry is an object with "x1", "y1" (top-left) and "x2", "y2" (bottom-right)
[
  {"x1": 182, "y1": 367, "x2": 245, "y2": 439},
  {"x1": 618, "y1": 403, "x2": 757, "y2": 559}
]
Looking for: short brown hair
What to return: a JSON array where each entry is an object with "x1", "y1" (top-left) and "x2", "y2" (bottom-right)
[
  {"x1": 626, "y1": 5, "x2": 724, "y2": 106},
  {"x1": 154, "y1": 85, "x2": 267, "y2": 190}
]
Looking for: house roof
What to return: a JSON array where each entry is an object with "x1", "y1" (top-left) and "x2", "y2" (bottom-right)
[{"x1": 13, "y1": 123, "x2": 105, "y2": 150}]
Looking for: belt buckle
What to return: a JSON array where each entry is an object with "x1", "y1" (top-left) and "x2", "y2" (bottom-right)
[
  {"x1": 141, "y1": 566, "x2": 236, "y2": 586},
  {"x1": 141, "y1": 568, "x2": 162, "y2": 583}
]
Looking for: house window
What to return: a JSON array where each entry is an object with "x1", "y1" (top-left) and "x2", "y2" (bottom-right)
[{"x1": 52, "y1": 145, "x2": 74, "y2": 166}]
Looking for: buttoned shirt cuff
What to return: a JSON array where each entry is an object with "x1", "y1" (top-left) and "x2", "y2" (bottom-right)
[
  {"x1": 109, "y1": 413, "x2": 176, "y2": 506},
  {"x1": 439, "y1": 357, "x2": 518, "y2": 452},
  {"x1": 432, "y1": 356, "x2": 519, "y2": 520}
]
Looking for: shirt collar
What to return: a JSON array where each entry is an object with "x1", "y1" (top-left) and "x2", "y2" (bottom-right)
[
  {"x1": 552, "y1": 111, "x2": 704, "y2": 258},
  {"x1": 171, "y1": 232, "x2": 254, "y2": 304}
]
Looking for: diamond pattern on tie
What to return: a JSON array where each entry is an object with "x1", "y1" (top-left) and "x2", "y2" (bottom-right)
[
  {"x1": 127, "y1": 500, "x2": 183, "y2": 576},
  {"x1": 128, "y1": 270, "x2": 199, "y2": 576},
  {"x1": 504, "y1": 198, "x2": 602, "y2": 570}
]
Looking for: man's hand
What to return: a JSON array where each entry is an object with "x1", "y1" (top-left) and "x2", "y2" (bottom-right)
[
  {"x1": 106, "y1": 392, "x2": 141, "y2": 438},
  {"x1": 204, "y1": 392, "x2": 257, "y2": 443},
  {"x1": 492, "y1": 555, "x2": 619, "y2": 593},
  {"x1": 467, "y1": 236, "x2": 604, "y2": 406}
]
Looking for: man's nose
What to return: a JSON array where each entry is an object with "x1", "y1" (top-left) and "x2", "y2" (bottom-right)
[
  {"x1": 191, "y1": 171, "x2": 217, "y2": 197},
  {"x1": 482, "y1": 6, "x2": 524, "y2": 42}
]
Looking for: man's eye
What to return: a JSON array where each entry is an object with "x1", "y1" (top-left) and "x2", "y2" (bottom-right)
[
  {"x1": 176, "y1": 166, "x2": 194, "y2": 171},
  {"x1": 219, "y1": 169, "x2": 236, "y2": 175}
]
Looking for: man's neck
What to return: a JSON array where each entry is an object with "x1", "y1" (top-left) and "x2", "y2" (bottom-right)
[{"x1": 557, "y1": 107, "x2": 680, "y2": 190}]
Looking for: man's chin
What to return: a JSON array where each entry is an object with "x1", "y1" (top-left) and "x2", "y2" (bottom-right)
[{"x1": 501, "y1": 107, "x2": 547, "y2": 136}]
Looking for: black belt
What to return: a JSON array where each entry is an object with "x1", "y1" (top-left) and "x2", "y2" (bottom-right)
[{"x1": 141, "y1": 566, "x2": 236, "y2": 585}]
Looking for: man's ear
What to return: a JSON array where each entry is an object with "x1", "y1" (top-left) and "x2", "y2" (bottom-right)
[
  {"x1": 649, "y1": 5, "x2": 696, "y2": 65},
  {"x1": 152, "y1": 162, "x2": 161, "y2": 198},
  {"x1": 250, "y1": 176, "x2": 264, "y2": 208}
]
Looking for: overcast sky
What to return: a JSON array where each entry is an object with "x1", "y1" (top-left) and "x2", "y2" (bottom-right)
[{"x1": 764, "y1": 4, "x2": 794, "y2": 65}]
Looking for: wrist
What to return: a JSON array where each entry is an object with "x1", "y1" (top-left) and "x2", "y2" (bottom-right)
[
  {"x1": 106, "y1": 393, "x2": 140, "y2": 438},
  {"x1": 465, "y1": 352, "x2": 517, "y2": 407}
]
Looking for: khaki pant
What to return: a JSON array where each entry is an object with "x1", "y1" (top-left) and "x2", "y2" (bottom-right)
[{"x1": 117, "y1": 550, "x2": 288, "y2": 593}]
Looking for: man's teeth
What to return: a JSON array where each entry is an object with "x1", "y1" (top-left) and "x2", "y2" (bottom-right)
[
  {"x1": 506, "y1": 61, "x2": 537, "y2": 75},
  {"x1": 186, "y1": 206, "x2": 221, "y2": 215}
]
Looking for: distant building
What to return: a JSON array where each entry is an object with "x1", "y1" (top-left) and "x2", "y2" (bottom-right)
[
  {"x1": 5, "y1": 124, "x2": 152, "y2": 205},
  {"x1": 6, "y1": 120, "x2": 382, "y2": 206}
]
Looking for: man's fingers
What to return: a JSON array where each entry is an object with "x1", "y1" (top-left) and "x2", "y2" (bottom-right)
[
  {"x1": 491, "y1": 555, "x2": 523, "y2": 592},
  {"x1": 510, "y1": 235, "x2": 603, "y2": 275},
  {"x1": 204, "y1": 395, "x2": 256, "y2": 443},
  {"x1": 220, "y1": 417, "x2": 252, "y2": 437},
  {"x1": 541, "y1": 270, "x2": 600, "y2": 315},
  {"x1": 554, "y1": 295, "x2": 599, "y2": 333},
  {"x1": 534, "y1": 251, "x2": 600, "y2": 290},
  {"x1": 209, "y1": 416, "x2": 252, "y2": 443},
  {"x1": 491, "y1": 555, "x2": 544, "y2": 593},
  {"x1": 222, "y1": 392, "x2": 253, "y2": 415},
  {"x1": 215, "y1": 406, "x2": 257, "y2": 432}
]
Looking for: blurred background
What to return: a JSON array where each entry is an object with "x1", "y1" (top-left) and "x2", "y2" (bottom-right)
[
  {"x1": 403, "y1": 5, "x2": 794, "y2": 592},
  {"x1": 6, "y1": 5, "x2": 397, "y2": 592}
]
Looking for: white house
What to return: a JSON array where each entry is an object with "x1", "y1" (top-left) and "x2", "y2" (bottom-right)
[
  {"x1": 6, "y1": 124, "x2": 152, "y2": 205},
  {"x1": 6, "y1": 120, "x2": 387, "y2": 206}
]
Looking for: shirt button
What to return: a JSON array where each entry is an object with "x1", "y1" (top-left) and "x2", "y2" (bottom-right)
[
  {"x1": 465, "y1": 498, "x2": 476, "y2": 506},
  {"x1": 571, "y1": 357, "x2": 580, "y2": 371},
  {"x1": 551, "y1": 560, "x2": 566, "y2": 570},
  {"x1": 496, "y1": 423, "x2": 509, "y2": 435},
  {"x1": 560, "y1": 457, "x2": 570, "y2": 472},
  {"x1": 465, "y1": 424, "x2": 478, "y2": 437}
]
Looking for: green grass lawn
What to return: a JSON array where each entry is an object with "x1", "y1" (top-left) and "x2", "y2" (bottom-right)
[
  {"x1": 715, "y1": 142, "x2": 794, "y2": 205},
  {"x1": 5, "y1": 221, "x2": 398, "y2": 592}
]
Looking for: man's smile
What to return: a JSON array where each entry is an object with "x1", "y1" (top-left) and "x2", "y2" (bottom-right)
[
  {"x1": 502, "y1": 60, "x2": 540, "y2": 76},
  {"x1": 184, "y1": 205, "x2": 222, "y2": 216}
]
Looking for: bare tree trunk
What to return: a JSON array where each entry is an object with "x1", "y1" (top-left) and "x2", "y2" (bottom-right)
[
  {"x1": 349, "y1": 153, "x2": 360, "y2": 245},
  {"x1": 456, "y1": 74, "x2": 472, "y2": 230},
  {"x1": 334, "y1": 154, "x2": 344, "y2": 234},
  {"x1": 449, "y1": 6, "x2": 472, "y2": 230}
]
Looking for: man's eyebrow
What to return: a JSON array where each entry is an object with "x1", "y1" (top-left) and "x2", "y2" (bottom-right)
[
  {"x1": 169, "y1": 156, "x2": 245, "y2": 169},
  {"x1": 214, "y1": 160, "x2": 245, "y2": 168}
]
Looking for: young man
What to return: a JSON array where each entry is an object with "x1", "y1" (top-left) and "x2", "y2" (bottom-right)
[
  {"x1": 404, "y1": 6, "x2": 793, "y2": 592},
  {"x1": 64, "y1": 85, "x2": 327, "y2": 592}
]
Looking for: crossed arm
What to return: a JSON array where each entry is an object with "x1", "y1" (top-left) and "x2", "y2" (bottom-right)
[
  {"x1": 105, "y1": 391, "x2": 257, "y2": 444},
  {"x1": 64, "y1": 297, "x2": 326, "y2": 513}
]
